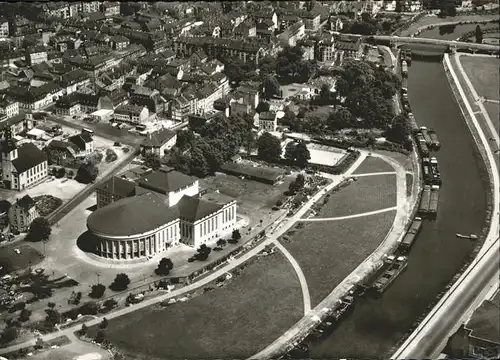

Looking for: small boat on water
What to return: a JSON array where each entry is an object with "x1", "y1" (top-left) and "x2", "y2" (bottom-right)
[{"x1": 456, "y1": 233, "x2": 478, "y2": 240}]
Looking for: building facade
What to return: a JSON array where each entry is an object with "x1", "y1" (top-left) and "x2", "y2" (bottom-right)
[{"x1": 8, "y1": 195, "x2": 39, "y2": 232}]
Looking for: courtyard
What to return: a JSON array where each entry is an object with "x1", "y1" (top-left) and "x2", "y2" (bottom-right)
[
  {"x1": 88, "y1": 252, "x2": 303, "y2": 360},
  {"x1": 200, "y1": 172, "x2": 294, "y2": 225}
]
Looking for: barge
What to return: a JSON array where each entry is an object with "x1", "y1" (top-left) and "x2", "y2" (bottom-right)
[
  {"x1": 419, "y1": 126, "x2": 433, "y2": 147},
  {"x1": 419, "y1": 185, "x2": 432, "y2": 215},
  {"x1": 428, "y1": 185, "x2": 440, "y2": 216},
  {"x1": 401, "y1": 61, "x2": 408, "y2": 78},
  {"x1": 399, "y1": 217, "x2": 423, "y2": 253},
  {"x1": 416, "y1": 134, "x2": 429, "y2": 156},
  {"x1": 429, "y1": 157, "x2": 442, "y2": 185},
  {"x1": 428, "y1": 129, "x2": 441, "y2": 150},
  {"x1": 372, "y1": 256, "x2": 408, "y2": 294}
]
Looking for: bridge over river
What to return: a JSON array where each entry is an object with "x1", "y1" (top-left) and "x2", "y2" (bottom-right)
[{"x1": 336, "y1": 32, "x2": 500, "y2": 54}]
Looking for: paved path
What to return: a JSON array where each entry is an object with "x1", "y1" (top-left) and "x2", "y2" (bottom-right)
[
  {"x1": 0, "y1": 153, "x2": 367, "y2": 356},
  {"x1": 350, "y1": 171, "x2": 397, "y2": 177},
  {"x1": 300, "y1": 206, "x2": 398, "y2": 222},
  {"x1": 392, "y1": 53, "x2": 500, "y2": 360},
  {"x1": 250, "y1": 151, "x2": 412, "y2": 359},
  {"x1": 274, "y1": 240, "x2": 311, "y2": 315}
]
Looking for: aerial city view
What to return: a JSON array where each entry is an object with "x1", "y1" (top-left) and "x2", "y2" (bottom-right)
[{"x1": 0, "y1": 1, "x2": 498, "y2": 359}]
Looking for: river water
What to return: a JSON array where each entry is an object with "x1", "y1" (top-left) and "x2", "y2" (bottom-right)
[{"x1": 308, "y1": 30, "x2": 490, "y2": 358}]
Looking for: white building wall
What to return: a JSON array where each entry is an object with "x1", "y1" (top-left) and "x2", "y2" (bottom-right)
[
  {"x1": 192, "y1": 202, "x2": 237, "y2": 247},
  {"x1": 168, "y1": 180, "x2": 199, "y2": 207}
]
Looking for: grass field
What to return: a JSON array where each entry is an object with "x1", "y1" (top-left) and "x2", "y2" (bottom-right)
[
  {"x1": 200, "y1": 173, "x2": 294, "y2": 224},
  {"x1": 459, "y1": 55, "x2": 500, "y2": 101},
  {"x1": 96, "y1": 252, "x2": 302, "y2": 360},
  {"x1": 0, "y1": 244, "x2": 44, "y2": 274},
  {"x1": 483, "y1": 101, "x2": 500, "y2": 134},
  {"x1": 315, "y1": 174, "x2": 397, "y2": 218},
  {"x1": 283, "y1": 211, "x2": 396, "y2": 307},
  {"x1": 353, "y1": 156, "x2": 394, "y2": 174}
]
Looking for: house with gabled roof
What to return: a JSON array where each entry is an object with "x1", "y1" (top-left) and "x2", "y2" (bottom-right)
[{"x1": 140, "y1": 128, "x2": 177, "y2": 157}]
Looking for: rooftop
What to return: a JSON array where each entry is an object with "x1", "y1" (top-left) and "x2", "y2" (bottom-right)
[
  {"x1": 96, "y1": 176, "x2": 136, "y2": 198},
  {"x1": 141, "y1": 128, "x2": 177, "y2": 148},
  {"x1": 138, "y1": 170, "x2": 196, "y2": 195}
]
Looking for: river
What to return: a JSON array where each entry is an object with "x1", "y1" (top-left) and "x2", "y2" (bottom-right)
[{"x1": 308, "y1": 37, "x2": 489, "y2": 358}]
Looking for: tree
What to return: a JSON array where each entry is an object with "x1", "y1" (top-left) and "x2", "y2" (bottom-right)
[
  {"x1": 19, "y1": 308, "x2": 32, "y2": 322},
  {"x1": 55, "y1": 167, "x2": 66, "y2": 178},
  {"x1": 110, "y1": 273, "x2": 130, "y2": 291},
  {"x1": 257, "y1": 132, "x2": 282, "y2": 163},
  {"x1": 100, "y1": 317, "x2": 108, "y2": 329},
  {"x1": 262, "y1": 75, "x2": 280, "y2": 100},
  {"x1": 288, "y1": 173, "x2": 306, "y2": 194},
  {"x1": 90, "y1": 284, "x2": 106, "y2": 299},
  {"x1": 47, "y1": 302, "x2": 56, "y2": 309},
  {"x1": 95, "y1": 330, "x2": 105, "y2": 343},
  {"x1": 26, "y1": 217, "x2": 51, "y2": 242},
  {"x1": 284, "y1": 142, "x2": 297, "y2": 163},
  {"x1": 386, "y1": 114, "x2": 412, "y2": 149},
  {"x1": 349, "y1": 21, "x2": 378, "y2": 35},
  {"x1": 231, "y1": 229, "x2": 241, "y2": 241},
  {"x1": 475, "y1": 25, "x2": 483, "y2": 43},
  {"x1": 76, "y1": 162, "x2": 99, "y2": 184},
  {"x1": 144, "y1": 152, "x2": 161, "y2": 170},
  {"x1": 294, "y1": 142, "x2": 311, "y2": 169},
  {"x1": 80, "y1": 323, "x2": 88, "y2": 335},
  {"x1": 327, "y1": 108, "x2": 354, "y2": 132},
  {"x1": 44, "y1": 309, "x2": 61, "y2": 328},
  {"x1": 256, "y1": 101, "x2": 270, "y2": 114},
  {"x1": 155, "y1": 257, "x2": 174, "y2": 276},
  {"x1": 196, "y1": 244, "x2": 212, "y2": 261},
  {"x1": 1, "y1": 326, "x2": 18, "y2": 344}
]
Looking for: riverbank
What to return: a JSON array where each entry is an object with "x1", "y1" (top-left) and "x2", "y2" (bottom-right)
[{"x1": 391, "y1": 51, "x2": 499, "y2": 360}]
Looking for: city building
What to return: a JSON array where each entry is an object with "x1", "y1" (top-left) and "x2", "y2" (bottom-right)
[
  {"x1": 8, "y1": 195, "x2": 39, "y2": 233},
  {"x1": 113, "y1": 104, "x2": 149, "y2": 124},
  {"x1": 258, "y1": 111, "x2": 278, "y2": 132},
  {"x1": 101, "y1": 1, "x2": 120, "y2": 17},
  {"x1": 87, "y1": 169, "x2": 238, "y2": 259},
  {"x1": 315, "y1": 36, "x2": 336, "y2": 62},
  {"x1": 140, "y1": 128, "x2": 177, "y2": 157},
  {"x1": 68, "y1": 132, "x2": 94, "y2": 156},
  {"x1": 1, "y1": 129, "x2": 48, "y2": 191},
  {"x1": 0, "y1": 18, "x2": 9, "y2": 39},
  {"x1": 0, "y1": 97, "x2": 19, "y2": 119},
  {"x1": 95, "y1": 176, "x2": 136, "y2": 209},
  {"x1": 278, "y1": 21, "x2": 305, "y2": 47}
]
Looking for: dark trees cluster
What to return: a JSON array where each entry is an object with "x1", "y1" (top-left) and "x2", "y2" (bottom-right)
[{"x1": 168, "y1": 115, "x2": 254, "y2": 178}]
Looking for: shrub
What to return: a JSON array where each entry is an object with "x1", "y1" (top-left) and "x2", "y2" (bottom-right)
[
  {"x1": 103, "y1": 299, "x2": 117, "y2": 310},
  {"x1": 55, "y1": 167, "x2": 66, "y2": 178},
  {"x1": 95, "y1": 330, "x2": 105, "y2": 343},
  {"x1": 109, "y1": 273, "x2": 130, "y2": 291},
  {"x1": 90, "y1": 284, "x2": 106, "y2": 299},
  {"x1": 86, "y1": 151, "x2": 103, "y2": 165},
  {"x1": 79, "y1": 301, "x2": 98, "y2": 315},
  {"x1": 105, "y1": 148, "x2": 118, "y2": 163},
  {"x1": 100, "y1": 317, "x2": 108, "y2": 329}
]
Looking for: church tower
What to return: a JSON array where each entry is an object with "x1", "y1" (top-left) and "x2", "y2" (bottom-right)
[{"x1": 1, "y1": 128, "x2": 18, "y2": 187}]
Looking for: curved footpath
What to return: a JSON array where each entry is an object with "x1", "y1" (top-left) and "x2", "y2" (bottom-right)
[
  {"x1": 0, "y1": 154, "x2": 370, "y2": 356},
  {"x1": 391, "y1": 53, "x2": 499, "y2": 359},
  {"x1": 250, "y1": 151, "x2": 415, "y2": 359}
]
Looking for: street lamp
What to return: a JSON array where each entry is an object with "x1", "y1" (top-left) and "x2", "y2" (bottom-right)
[{"x1": 96, "y1": 272, "x2": 100, "y2": 285}]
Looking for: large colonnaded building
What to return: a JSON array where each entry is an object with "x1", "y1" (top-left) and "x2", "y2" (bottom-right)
[{"x1": 87, "y1": 168, "x2": 237, "y2": 260}]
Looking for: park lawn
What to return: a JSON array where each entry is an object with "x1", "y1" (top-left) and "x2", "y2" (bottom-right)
[
  {"x1": 353, "y1": 156, "x2": 394, "y2": 174},
  {"x1": 0, "y1": 244, "x2": 44, "y2": 273},
  {"x1": 483, "y1": 102, "x2": 500, "y2": 134},
  {"x1": 316, "y1": 174, "x2": 397, "y2": 218},
  {"x1": 97, "y1": 252, "x2": 303, "y2": 360},
  {"x1": 200, "y1": 173, "x2": 294, "y2": 223},
  {"x1": 283, "y1": 211, "x2": 396, "y2": 307},
  {"x1": 459, "y1": 55, "x2": 500, "y2": 100}
]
